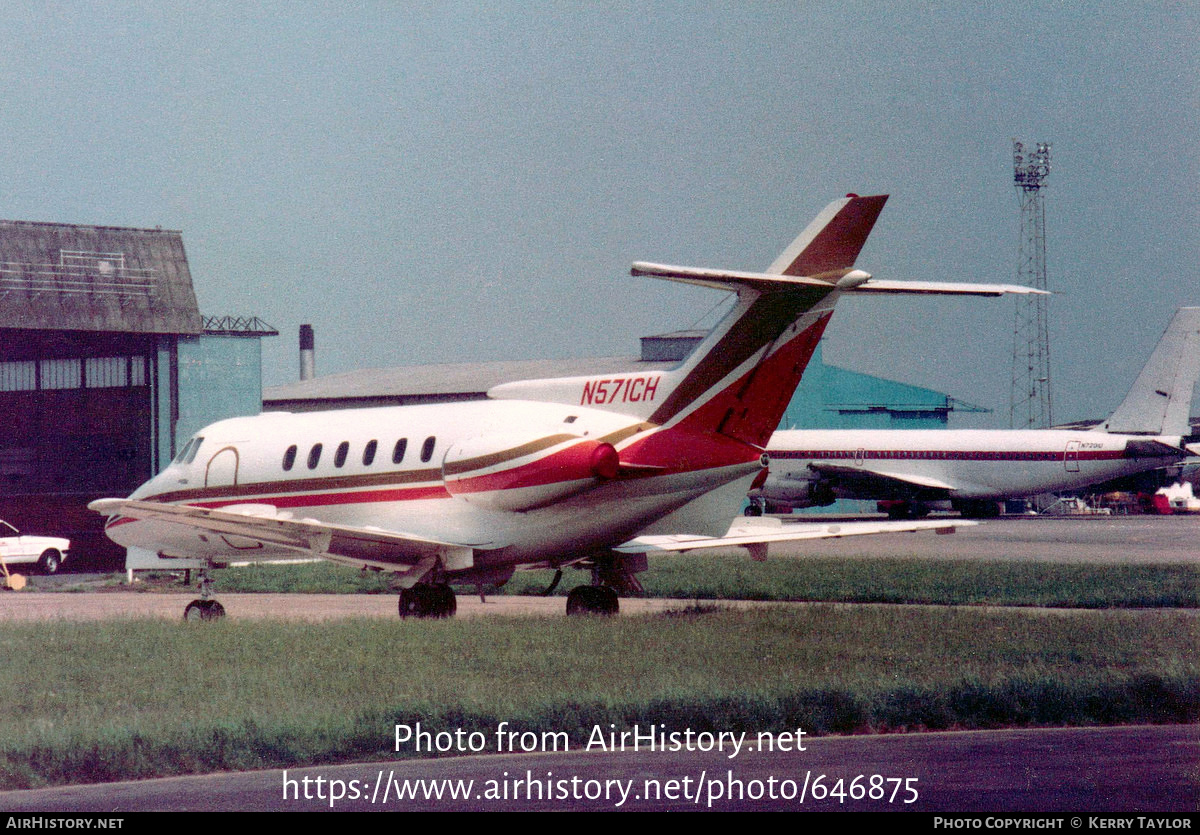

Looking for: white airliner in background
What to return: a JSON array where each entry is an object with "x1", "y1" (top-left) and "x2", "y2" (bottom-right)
[
  {"x1": 750, "y1": 307, "x2": 1200, "y2": 518},
  {"x1": 91, "y1": 194, "x2": 1040, "y2": 619}
]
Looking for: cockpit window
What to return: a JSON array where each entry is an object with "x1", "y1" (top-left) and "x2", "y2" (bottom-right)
[
  {"x1": 173, "y1": 439, "x2": 194, "y2": 464},
  {"x1": 184, "y1": 437, "x2": 204, "y2": 464}
]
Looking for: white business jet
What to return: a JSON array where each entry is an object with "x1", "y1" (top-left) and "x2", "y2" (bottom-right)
[{"x1": 91, "y1": 194, "x2": 1040, "y2": 619}]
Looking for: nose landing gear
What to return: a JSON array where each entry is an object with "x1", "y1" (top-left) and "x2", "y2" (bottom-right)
[
  {"x1": 183, "y1": 571, "x2": 226, "y2": 621},
  {"x1": 184, "y1": 599, "x2": 226, "y2": 621}
]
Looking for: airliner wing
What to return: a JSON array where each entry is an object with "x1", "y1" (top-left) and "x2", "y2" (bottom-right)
[
  {"x1": 809, "y1": 463, "x2": 957, "y2": 496},
  {"x1": 90, "y1": 499, "x2": 495, "y2": 584},
  {"x1": 615, "y1": 518, "x2": 970, "y2": 560}
]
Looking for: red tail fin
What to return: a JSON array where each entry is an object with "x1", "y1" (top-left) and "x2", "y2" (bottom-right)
[{"x1": 649, "y1": 195, "x2": 888, "y2": 447}]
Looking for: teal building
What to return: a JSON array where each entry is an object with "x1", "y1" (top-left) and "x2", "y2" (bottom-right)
[{"x1": 784, "y1": 345, "x2": 987, "y2": 430}]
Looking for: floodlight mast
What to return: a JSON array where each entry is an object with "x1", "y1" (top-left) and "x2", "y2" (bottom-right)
[{"x1": 1010, "y1": 140, "x2": 1053, "y2": 429}]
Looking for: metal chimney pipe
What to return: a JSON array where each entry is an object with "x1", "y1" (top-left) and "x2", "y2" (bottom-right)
[{"x1": 299, "y1": 324, "x2": 315, "y2": 381}]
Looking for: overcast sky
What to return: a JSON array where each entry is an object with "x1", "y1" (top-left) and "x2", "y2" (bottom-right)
[{"x1": 1, "y1": 2, "x2": 1195, "y2": 427}]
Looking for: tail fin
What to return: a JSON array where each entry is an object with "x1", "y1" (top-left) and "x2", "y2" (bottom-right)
[
  {"x1": 487, "y1": 196, "x2": 892, "y2": 443},
  {"x1": 1097, "y1": 307, "x2": 1200, "y2": 436},
  {"x1": 766, "y1": 193, "x2": 890, "y2": 277},
  {"x1": 489, "y1": 193, "x2": 1038, "y2": 452},
  {"x1": 640, "y1": 194, "x2": 888, "y2": 446},
  {"x1": 489, "y1": 194, "x2": 888, "y2": 444}
]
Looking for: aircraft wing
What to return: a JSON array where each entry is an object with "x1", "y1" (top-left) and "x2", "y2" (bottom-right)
[
  {"x1": 807, "y1": 463, "x2": 956, "y2": 498},
  {"x1": 89, "y1": 499, "x2": 495, "y2": 586},
  {"x1": 615, "y1": 517, "x2": 970, "y2": 560}
]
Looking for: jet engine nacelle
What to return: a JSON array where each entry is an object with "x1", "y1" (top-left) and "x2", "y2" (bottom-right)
[
  {"x1": 442, "y1": 432, "x2": 619, "y2": 512},
  {"x1": 753, "y1": 472, "x2": 835, "y2": 509}
]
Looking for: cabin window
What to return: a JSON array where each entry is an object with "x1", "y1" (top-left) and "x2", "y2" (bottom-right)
[
  {"x1": 308, "y1": 443, "x2": 323, "y2": 469},
  {"x1": 392, "y1": 438, "x2": 407, "y2": 464},
  {"x1": 564, "y1": 415, "x2": 577, "y2": 424},
  {"x1": 421, "y1": 436, "x2": 436, "y2": 462},
  {"x1": 185, "y1": 438, "x2": 204, "y2": 464},
  {"x1": 282, "y1": 445, "x2": 297, "y2": 471},
  {"x1": 363, "y1": 440, "x2": 377, "y2": 466},
  {"x1": 335, "y1": 441, "x2": 349, "y2": 468}
]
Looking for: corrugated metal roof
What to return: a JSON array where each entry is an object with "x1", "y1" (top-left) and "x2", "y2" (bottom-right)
[{"x1": 0, "y1": 220, "x2": 201, "y2": 334}]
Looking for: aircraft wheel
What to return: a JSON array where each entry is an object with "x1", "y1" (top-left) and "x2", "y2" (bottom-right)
[
  {"x1": 184, "y1": 599, "x2": 226, "y2": 622},
  {"x1": 398, "y1": 585, "x2": 456, "y2": 619},
  {"x1": 434, "y1": 584, "x2": 457, "y2": 618},
  {"x1": 37, "y1": 549, "x2": 61, "y2": 575},
  {"x1": 566, "y1": 585, "x2": 619, "y2": 617},
  {"x1": 398, "y1": 587, "x2": 428, "y2": 618},
  {"x1": 744, "y1": 504, "x2": 762, "y2": 517}
]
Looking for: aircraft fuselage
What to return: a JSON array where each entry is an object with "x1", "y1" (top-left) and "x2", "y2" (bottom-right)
[
  {"x1": 106, "y1": 398, "x2": 763, "y2": 578},
  {"x1": 758, "y1": 428, "x2": 1184, "y2": 506}
]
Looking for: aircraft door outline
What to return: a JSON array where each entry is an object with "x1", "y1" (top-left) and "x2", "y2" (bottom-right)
[
  {"x1": 1064, "y1": 440, "x2": 1081, "y2": 473},
  {"x1": 205, "y1": 446, "x2": 240, "y2": 488}
]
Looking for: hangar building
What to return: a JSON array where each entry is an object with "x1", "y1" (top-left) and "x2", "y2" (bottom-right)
[
  {"x1": 0, "y1": 220, "x2": 275, "y2": 566},
  {"x1": 264, "y1": 328, "x2": 979, "y2": 429}
]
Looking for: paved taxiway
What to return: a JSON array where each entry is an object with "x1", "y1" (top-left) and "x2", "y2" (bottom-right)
[
  {"x1": 768, "y1": 513, "x2": 1200, "y2": 563},
  {"x1": 0, "y1": 725, "x2": 1194, "y2": 812}
]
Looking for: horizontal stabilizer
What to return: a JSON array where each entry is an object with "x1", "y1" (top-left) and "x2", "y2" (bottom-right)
[
  {"x1": 630, "y1": 261, "x2": 857, "y2": 292},
  {"x1": 631, "y1": 264, "x2": 1045, "y2": 298},
  {"x1": 845, "y1": 280, "x2": 1048, "y2": 297},
  {"x1": 1123, "y1": 438, "x2": 1187, "y2": 459}
]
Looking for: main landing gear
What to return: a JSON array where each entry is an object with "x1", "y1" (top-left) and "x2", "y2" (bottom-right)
[
  {"x1": 952, "y1": 499, "x2": 1003, "y2": 519},
  {"x1": 183, "y1": 571, "x2": 226, "y2": 622},
  {"x1": 881, "y1": 500, "x2": 931, "y2": 520},
  {"x1": 563, "y1": 554, "x2": 643, "y2": 616},
  {"x1": 565, "y1": 585, "x2": 619, "y2": 616},
  {"x1": 398, "y1": 584, "x2": 457, "y2": 619}
]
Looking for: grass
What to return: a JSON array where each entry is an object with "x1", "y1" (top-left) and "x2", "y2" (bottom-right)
[
  {"x1": 0, "y1": 606, "x2": 1195, "y2": 789},
  {"x1": 193, "y1": 557, "x2": 1200, "y2": 609}
]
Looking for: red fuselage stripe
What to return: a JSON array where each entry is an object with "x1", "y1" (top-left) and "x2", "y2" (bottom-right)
[
  {"x1": 158, "y1": 484, "x2": 454, "y2": 510},
  {"x1": 771, "y1": 449, "x2": 1125, "y2": 462}
]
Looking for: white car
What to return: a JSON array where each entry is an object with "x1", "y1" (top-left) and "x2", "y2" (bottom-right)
[{"x1": 0, "y1": 520, "x2": 69, "y2": 575}]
